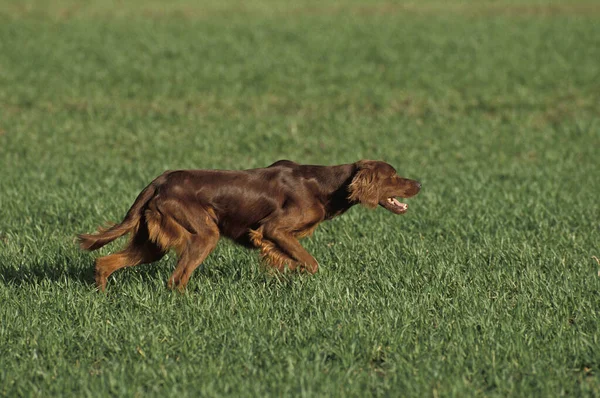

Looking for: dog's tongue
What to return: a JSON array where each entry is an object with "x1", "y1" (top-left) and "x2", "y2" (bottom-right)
[{"x1": 388, "y1": 197, "x2": 408, "y2": 211}]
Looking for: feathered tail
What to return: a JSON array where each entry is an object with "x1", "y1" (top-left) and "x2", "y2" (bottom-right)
[{"x1": 78, "y1": 182, "x2": 157, "y2": 251}]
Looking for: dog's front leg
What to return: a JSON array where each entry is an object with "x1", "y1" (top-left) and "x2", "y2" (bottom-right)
[{"x1": 262, "y1": 227, "x2": 319, "y2": 274}]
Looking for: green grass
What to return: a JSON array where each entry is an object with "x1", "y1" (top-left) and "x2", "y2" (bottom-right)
[{"x1": 1, "y1": 0, "x2": 599, "y2": 396}]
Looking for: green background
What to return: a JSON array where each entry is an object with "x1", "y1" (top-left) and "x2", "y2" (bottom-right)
[{"x1": 1, "y1": 1, "x2": 599, "y2": 396}]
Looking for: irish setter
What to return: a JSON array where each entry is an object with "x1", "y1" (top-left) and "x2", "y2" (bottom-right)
[{"x1": 78, "y1": 160, "x2": 421, "y2": 291}]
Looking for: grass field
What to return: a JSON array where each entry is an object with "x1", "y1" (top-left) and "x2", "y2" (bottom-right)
[{"x1": 1, "y1": 0, "x2": 599, "y2": 396}]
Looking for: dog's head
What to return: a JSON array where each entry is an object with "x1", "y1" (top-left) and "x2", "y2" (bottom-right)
[{"x1": 348, "y1": 160, "x2": 421, "y2": 214}]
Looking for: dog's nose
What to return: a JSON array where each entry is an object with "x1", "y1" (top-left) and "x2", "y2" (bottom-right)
[{"x1": 416, "y1": 182, "x2": 422, "y2": 190}]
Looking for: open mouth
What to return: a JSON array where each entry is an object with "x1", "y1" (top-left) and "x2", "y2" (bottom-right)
[{"x1": 380, "y1": 197, "x2": 408, "y2": 214}]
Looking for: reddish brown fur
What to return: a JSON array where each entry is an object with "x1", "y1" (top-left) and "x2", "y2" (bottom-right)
[
  {"x1": 78, "y1": 160, "x2": 421, "y2": 291},
  {"x1": 249, "y1": 226, "x2": 298, "y2": 272}
]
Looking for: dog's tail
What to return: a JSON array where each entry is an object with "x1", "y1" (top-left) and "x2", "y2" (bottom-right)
[{"x1": 78, "y1": 181, "x2": 158, "y2": 251}]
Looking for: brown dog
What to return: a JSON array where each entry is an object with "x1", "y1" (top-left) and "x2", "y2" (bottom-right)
[{"x1": 78, "y1": 160, "x2": 421, "y2": 291}]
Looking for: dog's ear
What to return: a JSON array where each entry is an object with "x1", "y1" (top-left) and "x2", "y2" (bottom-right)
[{"x1": 348, "y1": 161, "x2": 380, "y2": 208}]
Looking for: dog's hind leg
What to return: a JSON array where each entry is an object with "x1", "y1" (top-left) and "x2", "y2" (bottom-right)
[
  {"x1": 94, "y1": 223, "x2": 166, "y2": 291},
  {"x1": 167, "y1": 223, "x2": 220, "y2": 292},
  {"x1": 95, "y1": 240, "x2": 165, "y2": 291}
]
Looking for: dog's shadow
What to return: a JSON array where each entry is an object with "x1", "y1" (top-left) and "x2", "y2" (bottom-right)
[
  {"x1": 0, "y1": 245, "x2": 263, "y2": 290},
  {"x1": 0, "y1": 227, "x2": 305, "y2": 291},
  {"x1": 0, "y1": 257, "x2": 93, "y2": 288},
  {"x1": 0, "y1": 248, "x2": 171, "y2": 289}
]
